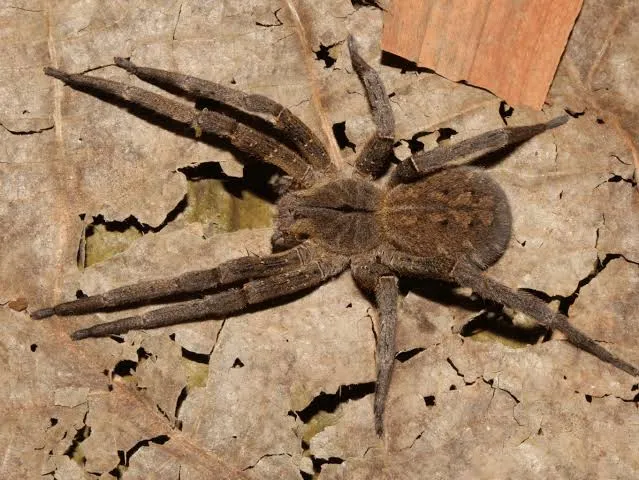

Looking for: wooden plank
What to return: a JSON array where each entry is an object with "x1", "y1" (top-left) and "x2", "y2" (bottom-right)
[{"x1": 382, "y1": 0, "x2": 583, "y2": 109}]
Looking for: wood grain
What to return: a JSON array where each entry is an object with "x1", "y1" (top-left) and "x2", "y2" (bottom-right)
[{"x1": 382, "y1": 0, "x2": 583, "y2": 109}]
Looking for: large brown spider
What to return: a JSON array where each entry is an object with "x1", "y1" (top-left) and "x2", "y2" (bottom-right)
[{"x1": 34, "y1": 37, "x2": 638, "y2": 435}]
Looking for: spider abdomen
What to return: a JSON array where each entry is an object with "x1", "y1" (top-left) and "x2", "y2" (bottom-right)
[{"x1": 379, "y1": 167, "x2": 512, "y2": 269}]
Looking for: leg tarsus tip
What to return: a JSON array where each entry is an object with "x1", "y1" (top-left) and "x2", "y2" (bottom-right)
[
  {"x1": 546, "y1": 115, "x2": 569, "y2": 129},
  {"x1": 43, "y1": 67, "x2": 65, "y2": 79},
  {"x1": 114, "y1": 57, "x2": 133, "y2": 70},
  {"x1": 70, "y1": 329, "x2": 89, "y2": 341},
  {"x1": 31, "y1": 307, "x2": 55, "y2": 319},
  {"x1": 347, "y1": 35, "x2": 358, "y2": 55}
]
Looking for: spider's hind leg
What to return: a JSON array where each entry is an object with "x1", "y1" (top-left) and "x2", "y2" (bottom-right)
[
  {"x1": 452, "y1": 259, "x2": 639, "y2": 377},
  {"x1": 69, "y1": 251, "x2": 348, "y2": 340}
]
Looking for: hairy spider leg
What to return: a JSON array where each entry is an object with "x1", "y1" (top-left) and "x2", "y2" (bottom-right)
[
  {"x1": 390, "y1": 115, "x2": 569, "y2": 185},
  {"x1": 348, "y1": 36, "x2": 396, "y2": 178},
  {"x1": 452, "y1": 259, "x2": 639, "y2": 377},
  {"x1": 70, "y1": 253, "x2": 348, "y2": 340},
  {"x1": 377, "y1": 248, "x2": 455, "y2": 280},
  {"x1": 352, "y1": 259, "x2": 401, "y2": 436},
  {"x1": 372, "y1": 275, "x2": 399, "y2": 435},
  {"x1": 32, "y1": 243, "x2": 317, "y2": 320},
  {"x1": 112, "y1": 57, "x2": 335, "y2": 174},
  {"x1": 44, "y1": 67, "x2": 320, "y2": 187}
]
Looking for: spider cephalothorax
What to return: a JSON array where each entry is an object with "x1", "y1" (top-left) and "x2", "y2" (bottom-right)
[
  {"x1": 34, "y1": 36, "x2": 638, "y2": 436},
  {"x1": 275, "y1": 177, "x2": 383, "y2": 254}
]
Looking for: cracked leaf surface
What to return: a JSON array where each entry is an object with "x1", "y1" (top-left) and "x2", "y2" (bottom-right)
[{"x1": 1, "y1": 0, "x2": 638, "y2": 478}]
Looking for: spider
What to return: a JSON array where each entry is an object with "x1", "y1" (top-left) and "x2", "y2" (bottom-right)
[{"x1": 34, "y1": 36, "x2": 638, "y2": 436}]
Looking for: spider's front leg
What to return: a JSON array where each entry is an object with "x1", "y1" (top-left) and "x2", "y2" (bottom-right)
[
  {"x1": 112, "y1": 57, "x2": 335, "y2": 173},
  {"x1": 44, "y1": 68, "x2": 321, "y2": 187},
  {"x1": 452, "y1": 259, "x2": 639, "y2": 377},
  {"x1": 352, "y1": 259, "x2": 399, "y2": 436},
  {"x1": 390, "y1": 115, "x2": 569, "y2": 185},
  {"x1": 348, "y1": 36, "x2": 396, "y2": 178}
]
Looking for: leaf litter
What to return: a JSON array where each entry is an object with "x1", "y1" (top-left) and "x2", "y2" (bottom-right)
[{"x1": 1, "y1": 0, "x2": 638, "y2": 478}]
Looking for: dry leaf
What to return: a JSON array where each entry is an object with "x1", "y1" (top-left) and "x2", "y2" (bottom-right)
[
  {"x1": 1, "y1": 0, "x2": 638, "y2": 478},
  {"x1": 381, "y1": 0, "x2": 583, "y2": 110}
]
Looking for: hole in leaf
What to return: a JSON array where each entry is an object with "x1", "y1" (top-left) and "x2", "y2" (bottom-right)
[
  {"x1": 178, "y1": 161, "x2": 226, "y2": 180},
  {"x1": 314, "y1": 43, "x2": 337, "y2": 68},
  {"x1": 232, "y1": 358, "x2": 245, "y2": 368},
  {"x1": 499, "y1": 101, "x2": 514, "y2": 124},
  {"x1": 436, "y1": 127, "x2": 457, "y2": 143},
  {"x1": 116, "y1": 435, "x2": 170, "y2": 468},
  {"x1": 406, "y1": 130, "x2": 432, "y2": 153},
  {"x1": 112, "y1": 360, "x2": 138, "y2": 378},
  {"x1": 63, "y1": 425, "x2": 92, "y2": 464},
  {"x1": 311, "y1": 456, "x2": 344, "y2": 473},
  {"x1": 174, "y1": 387, "x2": 188, "y2": 430},
  {"x1": 395, "y1": 347, "x2": 425, "y2": 363},
  {"x1": 295, "y1": 382, "x2": 375, "y2": 422},
  {"x1": 181, "y1": 347, "x2": 210, "y2": 364},
  {"x1": 137, "y1": 347, "x2": 150, "y2": 361},
  {"x1": 332, "y1": 121, "x2": 356, "y2": 152}
]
